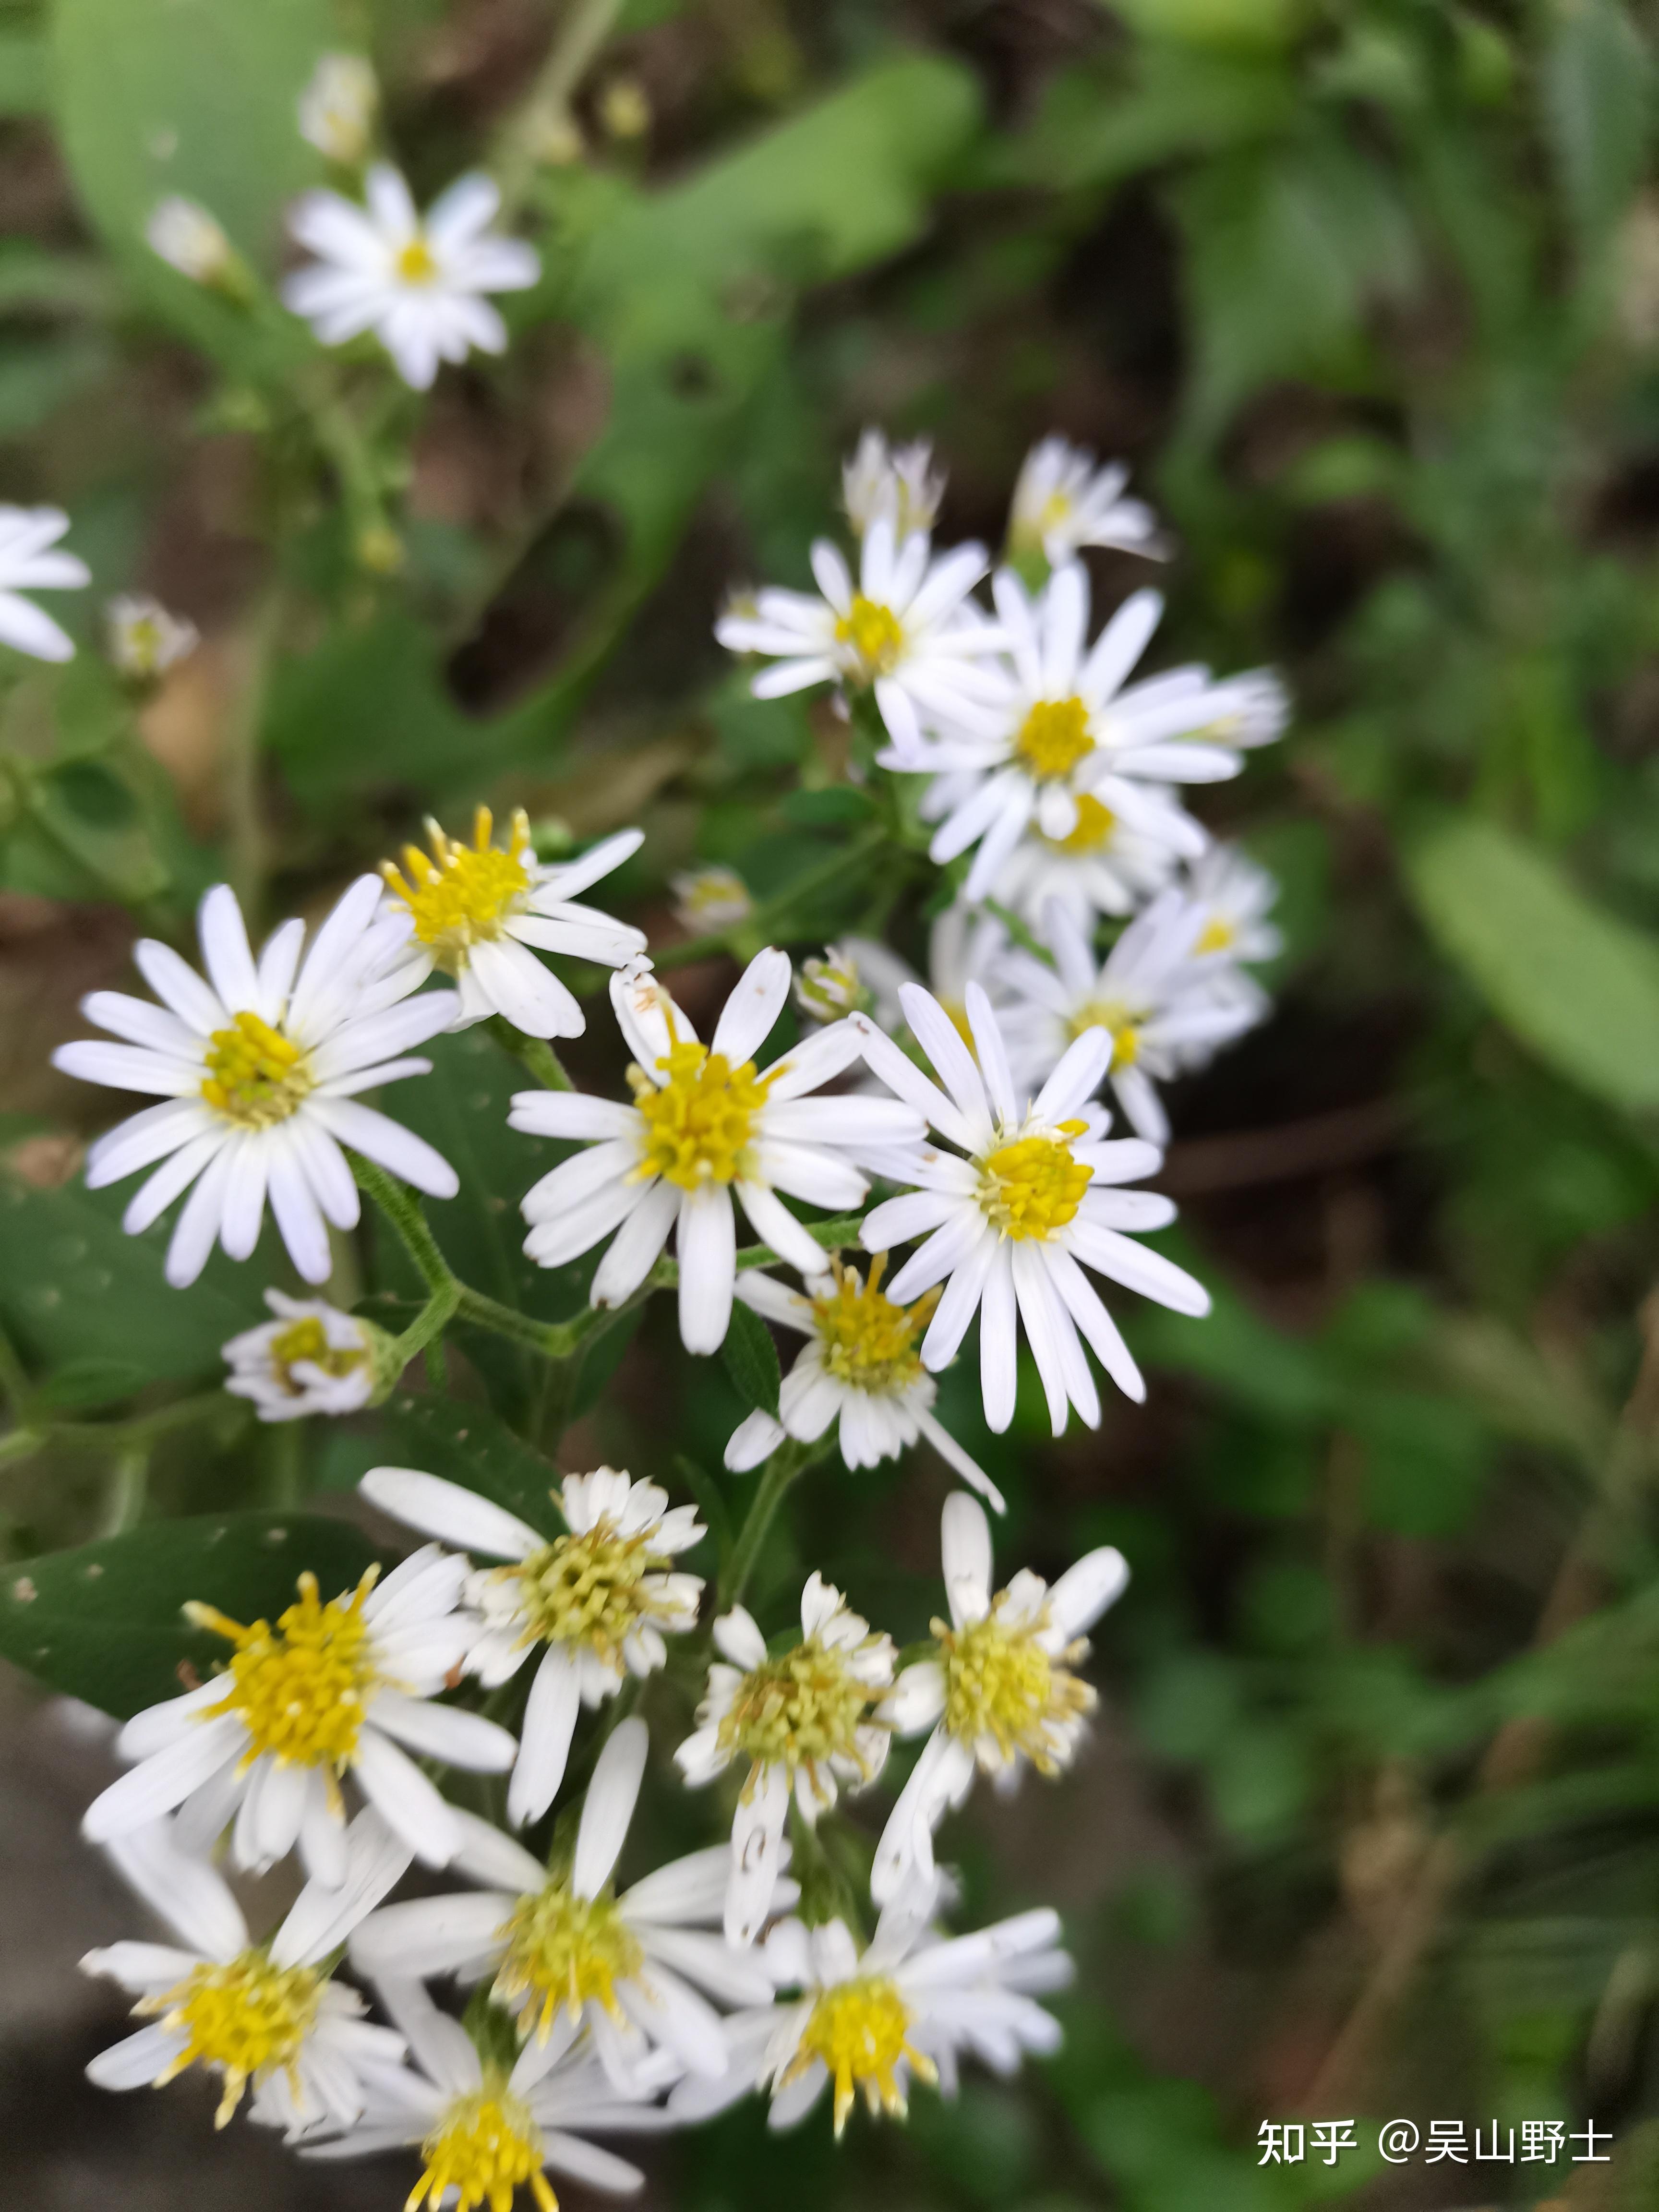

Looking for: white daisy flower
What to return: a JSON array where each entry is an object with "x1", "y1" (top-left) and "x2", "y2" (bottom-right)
[
  {"x1": 792, "y1": 943, "x2": 871, "y2": 1024},
  {"x1": 145, "y1": 195, "x2": 236, "y2": 287},
  {"x1": 1183, "y1": 842, "x2": 1283, "y2": 963},
  {"x1": 0, "y1": 505, "x2": 89, "y2": 662},
  {"x1": 842, "y1": 428, "x2": 945, "y2": 541},
  {"x1": 352, "y1": 1718, "x2": 776, "y2": 2092},
  {"x1": 300, "y1": 1972, "x2": 672, "y2": 2211},
  {"x1": 998, "y1": 890, "x2": 1270, "y2": 1146},
  {"x1": 1008, "y1": 435, "x2": 1165, "y2": 567},
  {"x1": 670, "y1": 863, "x2": 752, "y2": 935},
  {"x1": 982, "y1": 784, "x2": 1183, "y2": 930},
  {"x1": 50, "y1": 876, "x2": 460, "y2": 1288},
  {"x1": 509, "y1": 951, "x2": 923, "y2": 1357},
  {"x1": 299, "y1": 52, "x2": 379, "y2": 167},
  {"x1": 81, "y1": 1548, "x2": 515, "y2": 1882},
  {"x1": 380, "y1": 811, "x2": 645, "y2": 1040},
  {"x1": 282, "y1": 164, "x2": 540, "y2": 391},
  {"x1": 82, "y1": 1807, "x2": 409, "y2": 2134},
  {"x1": 675, "y1": 1573, "x2": 901, "y2": 1946},
  {"x1": 359, "y1": 1464, "x2": 704, "y2": 1827},
  {"x1": 106, "y1": 592, "x2": 197, "y2": 681},
  {"x1": 670, "y1": 1890, "x2": 1071, "y2": 2137},
  {"x1": 891, "y1": 563, "x2": 1287, "y2": 902},
  {"x1": 873, "y1": 1492, "x2": 1127, "y2": 1905},
  {"x1": 714, "y1": 511, "x2": 1006, "y2": 751},
  {"x1": 722, "y1": 1259, "x2": 1004, "y2": 1513},
  {"x1": 222, "y1": 1289, "x2": 382, "y2": 1422},
  {"x1": 850, "y1": 980, "x2": 1211, "y2": 1433}
]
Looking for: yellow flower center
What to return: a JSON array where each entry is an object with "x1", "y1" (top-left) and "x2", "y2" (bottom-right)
[
  {"x1": 200, "y1": 1012, "x2": 314, "y2": 1129},
  {"x1": 410, "y1": 2082, "x2": 555, "y2": 2212},
  {"x1": 1014, "y1": 695, "x2": 1094, "y2": 782},
  {"x1": 1043, "y1": 792, "x2": 1116, "y2": 855},
  {"x1": 187, "y1": 1568, "x2": 380, "y2": 1774},
  {"x1": 141, "y1": 1948, "x2": 324, "y2": 2128},
  {"x1": 787, "y1": 1975, "x2": 935, "y2": 2137},
  {"x1": 834, "y1": 593, "x2": 904, "y2": 678},
  {"x1": 382, "y1": 806, "x2": 533, "y2": 973},
  {"x1": 497, "y1": 1513, "x2": 673, "y2": 1664},
  {"x1": 1066, "y1": 999, "x2": 1141, "y2": 1068},
  {"x1": 266, "y1": 1315, "x2": 368, "y2": 1394},
  {"x1": 630, "y1": 1039, "x2": 774, "y2": 1189},
  {"x1": 811, "y1": 1256, "x2": 938, "y2": 1395},
  {"x1": 395, "y1": 234, "x2": 439, "y2": 286},
  {"x1": 493, "y1": 1880, "x2": 646, "y2": 2044},
  {"x1": 976, "y1": 1126, "x2": 1091, "y2": 1242},
  {"x1": 719, "y1": 1636, "x2": 883, "y2": 1777},
  {"x1": 938, "y1": 1600, "x2": 1094, "y2": 1769},
  {"x1": 1194, "y1": 914, "x2": 1237, "y2": 953}
]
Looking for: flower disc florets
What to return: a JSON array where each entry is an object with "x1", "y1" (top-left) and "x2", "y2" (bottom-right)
[
  {"x1": 143, "y1": 1950, "x2": 324, "y2": 2127},
  {"x1": 975, "y1": 1124, "x2": 1092, "y2": 1242},
  {"x1": 834, "y1": 593, "x2": 904, "y2": 679},
  {"x1": 811, "y1": 1255, "x2": 936, "y2": 1394},
  {"x1": 383, "y1": 806, "x2": 534, "y2": 971},
  {"x1": 200, "y1": 1011, "x2": 315, "y2": 1128},
  {"x1": 412, "y1": 2079, "x2": 553, "y2": 2212},
  {"x1": 788, "y1": 1975, "x2": 935, "y2": 2136},
  {"x1": 1065, "y1": 997, "x2": 1141, "y2": 1066},
  {"x1": 938, "y1": 1599, "x2": 1094, "y2": 1772},
  {"x1": 720, "y1": 1636, "x2": 881, "y2": 1777},
  {"x1": 266, "y1": 1313, "x2": 371, "y2": 1393},
  {"x1": 188, "y1": 1567, "x2": 380, "y2": 1773},
  {"x1": 1013, "y1": 695, "x2": 1093, "y2": 781},
  {"x1": 497, "y1": 1514, "x2": 675, "y2": 1665},
  {"x1": 629, "y1": 1038, "x2": 774, "y2": 1189},
  {"x1": 493, "y1": 1881, "x2": 645, "y2": 2044}
]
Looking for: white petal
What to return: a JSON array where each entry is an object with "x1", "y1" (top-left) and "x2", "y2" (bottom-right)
[
  {"x1": 574, "y1": 1717, "x2": 649, "y2": 1899},
  {"x1": 508, "y1": 1646, "x2": 581, "y2": 1828},
  {"x1": 361, "y1": 1467, "x2": 542, "y2": 1560}
]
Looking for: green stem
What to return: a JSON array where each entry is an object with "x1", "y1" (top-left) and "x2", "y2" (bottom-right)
[
  {"x1": 224, "y1": 589, "x2": 282, "y2": 928},
  {"x1": 354, "y1": 1158, "x2": 457, "y2": 1297},
  {"x1": 494, "y1": 0, "x2": 627, "y2": 221},
  {"x1": 721, "y1": 1436, "x2": 829, "y2": 1609},
  {"x1": 387, "y1": 1281, "x2": 462, "y2": 1373},
  {"x1": 652, "y1": 830, "x2": 887, "y2": 973},
  {"x1": 485, "y1": 1017, "x2": 574, "y2": 1093}
]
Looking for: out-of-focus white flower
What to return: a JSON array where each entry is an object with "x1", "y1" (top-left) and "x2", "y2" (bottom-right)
[
  {"x1": 999, "y1": 891, "x2": 1270, "y2": 1146},
  {"x1": 300, "y1": 1973, "x2": 672, "y2": 2207},
  {"x1": 670, "y1": 1888, "x2": 1071, "y2": 2137},
  {"x1": 676, "y1": 1574, "x2": 902, "y2": 1945},
  {"x1": 360, "y1": 1464, "x2": 704, "y2": 1827},
  {"x1": 51, "y1": 877, "x2": 459, "y2": 1287},
  {"x1": 353, "y1": 1719, "x2": 774, "y2": 2092},
  {"x1": 0, "y1": 506, "x2": 88, "y2": 663},
  {"x1": 299, "y1": 52, "x2": 379, "y2": 167},
  {"x1": 793, "y1": 943, "x2": 872, "y2": 1024},
  {"x1": 723, "y1": 1260, "x2": 1004, "y2": 1511},
  {"x1": 106, "y1": 593, "x2": 197, "y2": 681},
  {"x1": 223, "y1": 1291, "x2": 379, "y2": 1422},
  {"x1": 283, "y1": 165, "x2": 540, "y2": 390},
  {"x1": 984, "y1": 786, "x2": 1182, "y2": 931},
  {"x1": 380, "y1": 812, "x2": 644, "y2": 1040},
  {"x1": 1008, "y1": 435, "x2": 1165, "y2": 566},
  {"x1": 81, "y1": 1550, "x2": 513, "y2": 1881},
  {"x1": 82, "y1": 1809, "x2": 409, "y2": 2134},
  {"x1": 852, "y1": 982, "x2": 1211, "y2": 1434},
  {"x1": 715, "y1": 513, "x2": 1006, "y2": 752},
  {"x1": 671, "y1": 864, "x2": 752, "y2": 935},
  {"x1": 842, "y1": 429, "x2": 945, "y2": 541},
  {"x1": 509, "y1": 952, "x2": 922, "y2": 1356},
  {"x1": 1184, "y1": 842, "x2": 1283, "y2": 963},
  {"x1": 874, "y1": 1493, "x2": 1126, "y2": 1903},
  {"x1": 146, "y1": 197, "x2": 237, "y2": 287},
  {"x1": 890, "y1": 563, "x2": 1287, "y2": 902}
]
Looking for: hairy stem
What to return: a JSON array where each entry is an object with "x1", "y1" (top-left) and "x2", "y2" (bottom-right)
[
  {"x1": 721, "y1": 1436, "x2": 830, "y2": 1610},
  {"x1": 494, "y1": 0, "x2": 626, "y2": 222}
]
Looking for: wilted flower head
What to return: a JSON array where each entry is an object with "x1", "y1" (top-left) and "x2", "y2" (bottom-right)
[
  {"x1": 842, "y1": 429, "x2": 945, "y2": 541},
  {"x1": 222, "y1": 1291, "x2": 385, "y2": 1423},
  {"x1": 671, "y1": 864, "x2": 753, "y2": 935},
  {"x1": 793, "y1": 944, "x2": 872, "y2": 1023},
  {"x1": 298, "y1": 52, "x2": 378, "y2": 167},
  {"x1": 106, "y1": 593, "x2": 198, "y2": 682}
]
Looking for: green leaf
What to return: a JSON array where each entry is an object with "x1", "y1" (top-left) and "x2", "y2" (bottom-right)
[
  {"x1": 1407, "y1": 816, "x2": 1659, "y2": 1113},
  {"x1": 51, "y1": 0, "x2": 329, "y2": 351},
  {"x1": 317, "y1": 1391, "x2": 563, "y2": 1537},
  {"x1": 1542, "y1": 0, "x2": 1654, "y2": 247},
  {"x1": 0, "y1": 29, "x2": 46, "y2": 116},
  {"x1": 0, "y1": 1174, "x2": 271, "y2": 1408},
  {"x1": 0, "y1": 1511, "x2": 382, "y2": 1718},
  {"x1": 719, "y1": 1298, "x2": 781, "y2": 1415}
]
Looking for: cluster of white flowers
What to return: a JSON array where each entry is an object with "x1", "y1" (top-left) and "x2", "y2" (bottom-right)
[{"x1": 36, "y1": 413, "x2": 1293, "y2": 2206}]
